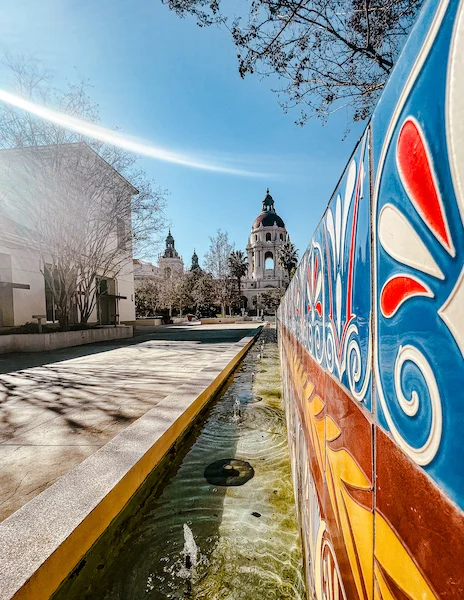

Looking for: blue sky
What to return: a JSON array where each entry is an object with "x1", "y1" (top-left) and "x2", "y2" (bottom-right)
[{"x1": 0, "y1": 0, "x2": 364, "y2": 266}]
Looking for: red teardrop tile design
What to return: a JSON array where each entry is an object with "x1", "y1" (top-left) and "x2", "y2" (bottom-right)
[
  {"x1": 380, "y1": 275, "x2": 431, "y2": 318},
  {"x1": 397, "y1": 118, "x2": 453, "y2": 254}
]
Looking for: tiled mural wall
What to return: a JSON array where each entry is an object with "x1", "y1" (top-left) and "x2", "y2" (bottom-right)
[{"x1": 277, "y1": 1, "x2": 464, "y2": 598}]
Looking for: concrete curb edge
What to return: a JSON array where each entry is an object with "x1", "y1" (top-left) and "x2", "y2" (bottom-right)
[{"x1": 0, "y1": 326, "x2": 262, "y2": 600}]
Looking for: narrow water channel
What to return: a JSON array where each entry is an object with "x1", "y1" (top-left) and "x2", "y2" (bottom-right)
[{"x1": 53, "y1": 328, "x2": 305, "y2": 600}]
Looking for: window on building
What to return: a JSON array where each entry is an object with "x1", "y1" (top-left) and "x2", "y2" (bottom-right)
[
  {"x1": 280, "y1": 233, "x2": 283, "y2": 240},
  {"x1": 117, "y1": 218, "x2": 126, "y2": 250},
  {"x1": 266, "y1": 232, "x2": 272, "y2": 242},
  {"x1": 264, "y1": 251, "x2": 274, "y2": 270},
  {"x1": 255, "y1": 234, "x2": 258, "y2": 242},
  {"x1": 98, "y1": 278, "x2": 108, "y2": 296}
]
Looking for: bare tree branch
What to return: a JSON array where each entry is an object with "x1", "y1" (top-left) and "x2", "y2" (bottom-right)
[
  {"x1": 0, "y1": 56, "x2": 167, "y2": 329},
  {"x1": 163, "y1": 0, "x2": 422, "y2": 125}
]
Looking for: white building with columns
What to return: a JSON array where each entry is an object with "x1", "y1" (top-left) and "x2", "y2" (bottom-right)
[{"x1": 242, "y1": 189, "x2": 290, "y2": 309}]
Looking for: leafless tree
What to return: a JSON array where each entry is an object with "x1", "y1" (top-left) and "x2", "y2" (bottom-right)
[
  {"x1": 158, "y1": 270, "x2": 187, "y2": 317},
  {"x1": 164, "y1": 0, "x2": 422, "y2": 125},
  {"x1": 0, "y1": 143, "x2": 134, "y2": 328},
  {"x1": 204, "y1": 229, "x2": 234, "y2": 317},
  {"x1": 0, "y1": 55, "x2": 167, "y2": 329},
  {"x1": 191, "y1": 270, "x2": 216, "y2": 315},
  {"x1": 135, "y1": 278, "x2": 162, "y2": 317}
]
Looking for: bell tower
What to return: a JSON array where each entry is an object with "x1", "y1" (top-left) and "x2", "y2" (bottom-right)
[
  {"x1": 158, "y1": 229, "x2": 184, "y2": 277},
  {"x1": 242, "y1": 189, "x2": 289, "y2": 307}
]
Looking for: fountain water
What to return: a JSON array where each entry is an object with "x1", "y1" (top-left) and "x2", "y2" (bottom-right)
[
  {"x1": 182, "y1": 524, "x2": 198, "y2": 571},
  {"x1": 52, "y1": 329, "x2": 304, "y2": 600},
  {"x1": 232, "y1": 397, "x2": 241, "y2": 421}
]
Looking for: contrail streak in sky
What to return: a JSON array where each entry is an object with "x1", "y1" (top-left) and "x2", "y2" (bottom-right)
[{"x1": 0, "y1": 88, "x2": 267, "y2": 178}]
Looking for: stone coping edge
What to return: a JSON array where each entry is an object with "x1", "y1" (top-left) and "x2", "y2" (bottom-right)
[
  {"x1": 0, "y1": 325, "x2": 133, "y2": 355},
  {"x1": 0, "y1": 326, "x2": 261, "y2": 600}
]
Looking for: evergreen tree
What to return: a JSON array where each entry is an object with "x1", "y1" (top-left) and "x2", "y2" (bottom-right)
[
  {"x1": 278, "y1": 242, "x2": 299, "y2": 283},
  {"x1": 228, "y1": 250, "x2": 248, "y2": 307}
]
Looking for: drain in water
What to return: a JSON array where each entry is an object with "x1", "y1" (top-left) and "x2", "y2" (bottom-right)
[
  {"x1": 204, "y1": 459, "x2": 254, "y2": 486},
  {"x1": 51, "y1": 330, "x2": 305, "y2": 600},
  {"x1": 246, "y1": 395, "x2": 262, "y2": 404}
]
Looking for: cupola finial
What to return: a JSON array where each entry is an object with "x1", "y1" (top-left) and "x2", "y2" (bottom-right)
[{"x1": 262, "y1": 188, "x2": 275, "y2": 212}]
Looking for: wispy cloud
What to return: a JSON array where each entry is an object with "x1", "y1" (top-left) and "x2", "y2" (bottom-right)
[{"x1": 0, "y1": 88, "x2": 269, "y2": 178}]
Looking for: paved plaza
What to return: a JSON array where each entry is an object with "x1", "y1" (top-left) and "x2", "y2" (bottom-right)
[{"x1": 0, "y1": 324, "x2": 259, "y2": 522}]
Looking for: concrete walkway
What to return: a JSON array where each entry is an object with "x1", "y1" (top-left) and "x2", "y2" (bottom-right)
[{"x1": 0, "y1": 324, "x2": 259, "y2": 522}]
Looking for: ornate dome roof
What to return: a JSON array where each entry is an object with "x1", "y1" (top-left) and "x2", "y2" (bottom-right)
[
  {"x1": 252, "y1": 188, "x2": 285, "y2": 229},
  {"x1": 252, "y1": 212, "x2": 285, "y2": 229}
]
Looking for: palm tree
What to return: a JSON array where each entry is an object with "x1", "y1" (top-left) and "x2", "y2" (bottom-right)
[
  {"x1": 278, "y1": 241, "x2": 299, "y2": 282},
  {"x1": 228, "y1": 250, "x2": 248, "y2": 306}
]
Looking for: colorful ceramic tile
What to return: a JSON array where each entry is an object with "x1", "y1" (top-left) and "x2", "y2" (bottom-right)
[
  {"x1": 278, "y1": 0, "x2": 464, "y2": 597},
  {"x1": 372, "y1": 0, "x2": 464, "y2": 509}
]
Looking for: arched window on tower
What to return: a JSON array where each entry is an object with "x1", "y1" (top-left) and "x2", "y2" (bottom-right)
[
  {"x1": 264, "y1": 251, "x2": 274, "y2": 270},
  {"x1": 280, "y1": 233, "x2": 283, "y2": 240},
  {"x1": 266, "y1": 232, "x2": 272, "y2": 242},
  {"x1": 255, "y1": 234, "x2": 258, "y2": 242}
]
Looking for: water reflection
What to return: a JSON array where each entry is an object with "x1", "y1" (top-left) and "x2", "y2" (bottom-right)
[{"x1": 53, "y1": 328, "x2": 305, "y2": 600}]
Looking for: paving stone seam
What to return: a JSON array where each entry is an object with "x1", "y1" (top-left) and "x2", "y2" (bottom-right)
[{"x1": 0, "y1": 328, "x2": 261, "y2": 600}]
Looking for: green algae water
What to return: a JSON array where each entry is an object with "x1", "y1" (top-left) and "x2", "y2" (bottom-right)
[{"x1": 53, "y1": 328, "x2": 305, "y2": 600}]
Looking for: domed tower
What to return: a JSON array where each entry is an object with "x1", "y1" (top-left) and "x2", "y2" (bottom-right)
[
  {"x1": 242, "y1": 189, "x2": 289, "y2": 307},
  {"x1": 158, "y1": 229, "x2": 184, "y2": 278}
]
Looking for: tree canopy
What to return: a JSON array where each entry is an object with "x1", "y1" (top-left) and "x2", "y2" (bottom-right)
[
  {"x1": 0, "y1": 55, "x2": 167, "y2": 329},
  {"x1": 261, "y1": 287, "x2": 285, "y2": 311},
  {"x1": 278, "y1": 241, "x2": 299, "y2": 281},
  {"x1": 228, "y1": 249, "x2": 248, "y2": 299},
  {"x1": 0, "y1": 55, "x2": 167, "y2": 258},
  {"x1": 204, "y1": 229, "x2": 234, "y2": 316},
  {"x1": 163, "y1": 0, "x2": 422, "y2": 125}
]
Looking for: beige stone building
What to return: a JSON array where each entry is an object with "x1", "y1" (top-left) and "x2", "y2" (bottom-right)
[
  {"x1": 157, "y1": 230, "x2": 184, "y2": 277},
  {"x1": 133, "y1": 230, "x2": 185, "y2": 282},
  {"x1": 0, "y1": 143, "x2": 136, "y2": 327},
  {"x1": 132, "y1": 258, "x2": 160, "y2": 279},
  {"x1": 242, "y1": 189, "x2": 290, "y2": 309}
]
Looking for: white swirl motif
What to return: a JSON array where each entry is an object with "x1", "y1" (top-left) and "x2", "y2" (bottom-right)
[
  {"x1": 378, "y1": 344, "x2": 442, "y2": 466},
  {"x1": 315, "y1": 322, "x2": 324, "y2": 365},
  {"x1": 307, "y1": 316, "x2": 313, "y2": 356},
  {"x1": 344, "y1": 320, "x2": 372, "y2": 403},
  {"x1": 326, "y1": 324, "x2": 336, "y2": 374}
]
